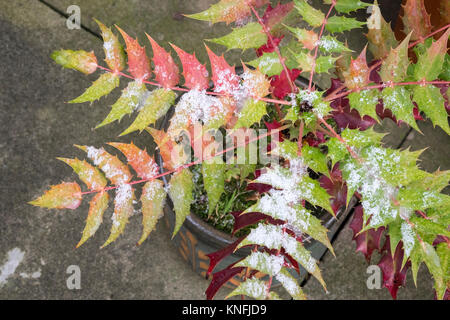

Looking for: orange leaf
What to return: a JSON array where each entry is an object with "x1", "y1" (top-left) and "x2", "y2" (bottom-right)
[
  {"x1": 205, "y1": 45, "x2": 239, "y2": 94},
  {"x1": 116, "y1": 26, "x2": 151, "y2": 81},
  {"x1": 146, "y1": 128, "x2": 177, "y2": 171},
  {"x1": 402, "y1": 0, "x2": 432, "y2": 41},
  {"x1": 29, "y1": 182, "x2": 82, "y2": 209},
  {"x1": 343, "y1": 46, "x2": 370, "y2": 90},
  {"x1": 146, "y1": 34, "x2": 180, "y2": 88},
  {"x1": 171, "y1": 44, "x2": 209, "y2": 90}
]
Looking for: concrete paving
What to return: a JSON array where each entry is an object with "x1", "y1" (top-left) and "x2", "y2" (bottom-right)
[{"x1": 0, "y1": 0, "x2": 447, "y2": 300}]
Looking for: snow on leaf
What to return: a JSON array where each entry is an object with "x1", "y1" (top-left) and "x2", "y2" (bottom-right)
[
  {"x1": 285, "y1": 26, "x2": 318, "y2": 51},
  {"x1": 146, "y1": 34, "x2": 180, "y2": 88},
  {"x1": 202, "y1": 158, "x2": 225, "y2": 214},
  {"x1": 57, "y1": 157, "x2": 107, "y2": 191},
  {"x1": 120, "y1": 88, "x2": 176, "y2": 136},
  {"x1": 234, "y1": 99, "x2": 267, "y2": 129},
  {"x1": 138, "y1": 179, "x2": 166, "y2": 245},
  {"x1": 168, "y1": 168, "x2": 194, "y2": 237},
  {"x1": 205, "y1": 45, "x2": 240, "y2": 95},
  {"x1": 293, "y1": 0, "x2": 325, "y2": 27},
  {"x1": 413, "y1": 85, "x2": 450, "y2": 135},
  {"x1": 348, "y1": 89, "x2": 380, "y2": 122},
  {"x1": 300, "y1": 144, "x2": 329, "y2": 176},
  {"x1": 102, "y1": 183, "x2": 135, "y2": 248},
  {"x1": 318, "y1": 35, "x2": 352, "y2": 54},
  {"x1": 241, "y1": 64, "x2": 270, "y2": 99},
  {"x1": 170, "y1": 44, "x2": 209, "y2": 90},
  {"x1": 343, "y1": 47, "x2": 370, "y2": 90},
  {"x1": 51, "y1": 49, "x2": 97, "y2": 75},
  {"x1": 402, "y1": 0, "x2": 432, "y2": 42},
  {"x1": 29, "y1": 182, "x2": 82, "y2": 210},
  {"x1": 96, "y1": 80, "x2": 146, "y2": 128},
  {"x1": 248, "y1": 52, "x2": 283, "y2": 77},
  {"x1": 235, "y1": 251, "x2": 285, "y2": 276},
  {"x1": 69, "y1": 72, "x2": 120, "y2": 104},
  {"x1": 95, "y1": 19, "x2": 126, "y2": 72},
  {"x1": 77, "y1": 191, "x2": 109, "y2": 248},
  {"x1": 116, "y1": 26, "x2": 151, "y2": 81},
  {"x1": 276, "y1": 268, "x2": 306, "y2": 300},
  {"x1": 209, "y1": 22, "x2": 267, "y2": 51},
  {"x1": 186, "y1": 0, "x2": 268, "y2": 25},
  {"x1": 380, "y1": 32, "x2": 412, "y2": 83},
  {"x1": 107, "y1": 142, "x2": 159, "y2": 180},
  {"x1": 325, "y1": 16, "x2": 365, "y2": 34},
  {"x1": 227, "y1": 278, "x2": 269, "y2": 300},
  {"x1": 78, "y1": 145, "x2": 132, "y2": 185},
  {"x1": 382, "y1": 86, "x2": 420, "y2": 132}
]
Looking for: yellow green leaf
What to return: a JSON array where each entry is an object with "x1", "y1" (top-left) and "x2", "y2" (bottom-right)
[
  {"x1": 138, "y1": 180, "x2": 166, "y2": 245},
  {"x1": 168, "y1": 168, "x2": 194, "y2": 237},
  {"x1": 69, "y1": 72, "x2": 120, "y2": 104},
  {"x1": 57, "y1": 157, "x2": 107, "y2": 191},
  {"x1": 29, "y1": 182, "x2": 82, "y2": 209},
  {"x1": 77, "y1": 191, "x2": 109, "y2": 248}
]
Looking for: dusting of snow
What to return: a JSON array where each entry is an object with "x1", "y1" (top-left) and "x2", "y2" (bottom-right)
[
  {"x1": 245, "y1": 251, "x2": 284, "y2": 276},
  {"x1": 401, "y1": 222, "x2": 416, "y2": 257},
  {"x1": 86, "y1": 146, "x2": 130, "y2": 184},
  {"x1": 103, "y1": 40, "x2": 115, "y2": 61},
  {"x1": 276, "y1": 271, "x2": 301, "y2": 296},
  {"x1": 237, "y1": 278, "x2": 268, "y2": 300}
]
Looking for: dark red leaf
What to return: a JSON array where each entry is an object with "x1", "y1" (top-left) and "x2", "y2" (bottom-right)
[
  {"x1": 413, "y1": 106, "x2": 424, "y2": 120},
  {"x1": 378, "y1": 240, "x2": 411, "y2": 299},
  {"x1": 270, "y1": 68, "x2": 301, "y2": 99},
  {"x1": 262, "y1": 2, "x2": 294, "y2": 31},
  {"x1": 305, "y1": 131, "x2": 326, "y2": 147},
  {"x1": 205, "y1": 267, "x2": 245, "y2": 300},
  {"x1": 246, "y1": 183, "x2": 272, "y2": 194},
  {"x1": 435, "y1": 83, "x2": 450, "y2": 115},
  {"x1": 264, "y1": 119, "x2": 285, "y2": 142},
  {"x1": 349, "y1": 205, "x2": 385, "y2": 263},
  {"x1": 256, "y1": 36, "x2": 284, "y2": 57},
  {"x1": 232, "y1": 212, "x2": 284, "y2": 235},
  {"x1": 206, "y1": 236, "x2": 245, "y2": 275},
  {"x1": 319, "y1": 163, "x2": 347, "y2": 215}
]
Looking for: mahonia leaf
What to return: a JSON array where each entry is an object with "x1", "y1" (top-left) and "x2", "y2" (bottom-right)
[
  {"x1": 300, "y1": 144, "x2": 329, "y2": 176},
  {"x1": 241, "y1": 64, "x2": 270, "y2": 99},
  {"x1": 380, "y1": 32, "x2": 412, "y2": 83},
  {"x1": 209, "y1": 22, "x2": 267, "y2": 51},
  {"x1": 325, "y1": 16, "x2": 365, "y2": 34},
  {"x1": 256, "y1": 35, "x2": 284, "y2": 57},
  {"x1": 107, "y1": 142, "x2": 159, "y2": 180},
  {"x1": 414, "y1": 29, "x2": 450, "y2": 81},
  {"x1": 420, "y1": 242, "x2": 446, "y2": 299},
  {"x1": 402, "y1": 0, "x2": 432, "y2": 41},
  {"x1": 202, "y1": 158, "x2": 225, "y2": 214},
  {"x1": 234, "y1": 99, "x2": 267, "y2": 129},
  {"x1": 235, "y1": 251, "x2": 284, "y2": 276},
  {"x1": 186, "y1": 0, "x2": 268, "y2": 25},
  {"x1": 397, "y1": 187, "x2": 450, "y2": 212},
  {"x1": 77, "y1": 191, "x2": 109, "y2": 248},
  {"x1": 315, "y1": 55, "x2": 339, "y2": 74},
  {"x1": 435, "y1": 242, "x2": 449, "y2": 299},
  {"x1": 138, "y1": 179, "x2": 166, "y2": 245},
  {"x1": 293, "y1": 0, "x2": 325, "y2": 27},
  {"x1": 324, "y1": 0, "x2": 370, "y2": 14},
  {"x1": 205, "y1": 45, "x2": 240, "y2": 94},
  {"x1": 248, "y1": 52, "x2": 283, "y2": 77},
  {"x1": 146, "y1": 127, "x2": 178, "y2": 171},
  {"x1": 102, "y1": 184, "x2": 135, "y2": 248},
  {"x1": 410, "y1": 216, "x2": 450, "y2": 239},
  {"x1": 382, "y1": 86, "x2": 420, "y2": 132},
  {"x1": 319, "y1": 164, "x2": 347, "y2": 215},
  {"x1": 226, "y1": 278, "x2": 269, "y2": 300},
  {"x1": 275, "y1": 268, "x2": 306, "y2": 300},
  {"x1": 262, "y1": 2, "x2": 295, "y2": 36},
  {"x1": 57, "y1": 157, "x2": 107, "y2": 191},
  {"x1": 348, "y1": 89, "x2": 380, "y2": 122},
  {"x1": 343, "y1": 47, "x2": 370, "y2": 89},
  {"x1": 271, "y1": 69, "x2": 302, "y2": 99},
  {"x1": 96, "y1": 80, "x2": 146, "y2": 128},
  {"x1": 171, "y1": 44, "x2": 209, "y2": 90},
  {"x1": 439, "y1": 54, "x2": 450, "y2": 81},
  {"x1": 116, "y1": 26, "x2": 151, "y2": 81},
  {"x1": 318, "y1": 35, "x2": 353, "y2": 54},
  {"x1": 205, "y1": 266, "x2": 246, "y2": 300},
  {"x1": 146, "y1": 34, "x2": 180, "y2": 88},
  {"x1": 77, "y1": 145, "x2": 132, "y2": 185},
  {"x1": 95, "y1": 19, "x2": 126, "y2": 72},
  {"x1": 51, "y1": 49, "x2": 97, "y2": 75},
  {"x1": 366, "y1": 1, "x2": 398, "y2": 60},
  {"x1": 408, "y1": 169, "x2": 450, "y2": 193},
  {"x1": 29, "y1": 182, "x2": 82, "y2": 209},
  {"x1": 413, "y1": 85, "x2": 450, "y2": 134},
  {"x1": 69, "y1": 72, "x2": 120, "y2": 104},
  {"x1": 120, "y1": 88, "x2": 176, "y2": 136},
  {"x1": 168, "y1": 168, "x2": 194, "y2": 237},
  {"x1": 299, "y1": 176, "x2": 333, "y2": 213},
  {"x1": 285, "y1": 26, "x2": 318, "y2": 51}
]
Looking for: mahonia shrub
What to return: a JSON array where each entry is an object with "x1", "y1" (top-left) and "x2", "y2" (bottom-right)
[{"x1": 30, "y1": 0, "x2": 450, "y2": 300}]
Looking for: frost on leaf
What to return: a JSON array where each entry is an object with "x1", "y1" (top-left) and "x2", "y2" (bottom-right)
[
  {"x1": 235, "y1": 251, "x2": 285, "y2": 276},
  {"x1": 171, "y1": 44, "x2": 209, "y2": 90},
  {"x1": 168, "y1": 168, "x2": 194, "y2": 237},
  {"x1": 95, "y1": 19, "x2": 126, "y2": 73},
  {"x1": 325, "y1": 16, "x2": 365, "y2": 34},
  {"x1": 146, "y1": 127, "x2": 178, "y2": 171},
  {"x1": 380, "y1": 33, "x2": 411, "y2": 83},
  {"x1": 139, "y1": 179, "x2": 166, "y2": 245},
  {"x1": 69, "y1": 72, "x2": 120, "y2": 104},
  {"x1": 382, "y1": 86, "x2": 419, "y2": 132},
  {"x1": 413, "y1": 85, "x2": 450, "y2": 135},
  {"x1": 146, "y1": 34, "x2": 180, "y2": 88},
  {"x1": 275, "y1": 268, "x2": 306, "y2": 300},
  {"x1": 57, "y1": 157, "x2": 107, "y2": 191},
  {"x1": 206, "y1": 45, "x2": 240, "y2": 95},
  {"x1": 51, "y1": 49, "x2": 97, "y2": 75},
  {"x1": 116, "y1": 26, "x2": 151, "y2": 81},
  {"x1": 29, "y1": 182, "x2": 82, "y2": 210},
  {"x1": 227, "y1": 278, "x2": 269, "y2": 300}
]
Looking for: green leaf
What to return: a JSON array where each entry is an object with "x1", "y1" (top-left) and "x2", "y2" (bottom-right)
[
  {"x1": 439, "y1": 53, "x2": 450, "y2": 81},
  {"x1": 315, "y1": 55, "x2": 339, "y2": 74},
  {"x1": 388, "y1": 218, "x2": 402, "y2": 256},
  {"x1": 77, "y1": 191, "x2": 109, "y2": 248},
  {"x1": 318, "y1": 35, "x2": 352, "y2": 54},
  {"x1": 325, "y1": 16, "x2": 365, "y2": 33},
  {"x1": 413, "y1": 85, "x2": 450, "y2": 135},
  {"x1": 324, "y1": 0, "x2": 370, "y2": 13},
  {"x1": 208, "y1": 22, "x2": 267, "y2": 50},
  {"x1": 234, "y1": 99, "x2": 267, "y2": 129},
  {"x1": 380, "y1": 32, "x2": 412, "y2": 83},
  {"x1": 51, "y1": 49, "x2": 97, "y2": 74},
  {"x1": 96, "y1": 80, "x2": 147, "y2": 129},
  {"x1": 348, "y1": 89, "x2": 380, "y2": 121},
  {"x1": 294, "y1": 0, "x2": 325, "y2": 27},
  {"x1": 398, "y1": 188, "x2": 450, "y2": 212},
  {"x1": 202, "y1": 159, "x2": 225, "y2": 214},
  {"x1": 275, "y1": 268, "x2": 306, "y2": 300},
  {"x1": 325, "y1": 137, "x2": 348, "y2": 167},
  {"x1": 284, "y1": 25, "x2": 318, "y2": 50},
  {"x1": 301, "y1": 144, "x2": 329, "y2": 176},
  {"x1": 382, "y1": 86, "x2": 419, "y2": 131},
  {"x1": 414, "y1": 29, "x2": 450, "y2": 81},
  {"x1": 120, "y1": 88, "x2": 176, "y2": 136},
  {"x1": 411, "y1": 216, "x2": 450, "y2": 239},
  {"x1": 138, "y1": 180, "x2": 167, "y2": 245},
  {"x1": 69, "y1": 72, "x2": 120, "y2": 103},
  {"x1": 247, "y1": 52, "x2": 283, "y2": 77},
  {"x1": 94, "y1": 19, "x2": 126, "y2": 72},
  {"x1": 298, "y1": 176, "x2": 333, "y2": 213},
  {"x1": 226, "y1": 278, "x2": 268, "y2": 300},
  {"x1": 168, "y1": 168, "x2": 194, "y2": 237},
  {"x1": 421, "y1": 242, "x2": 446, "y2": 300},
  {"x1": 57, "y1": 157, "x2": 107, "y2": 191}
]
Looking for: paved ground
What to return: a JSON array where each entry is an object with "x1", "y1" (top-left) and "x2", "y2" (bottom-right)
[{"x1": 0, "y1": 0, "x2": 448, "y2": 300}]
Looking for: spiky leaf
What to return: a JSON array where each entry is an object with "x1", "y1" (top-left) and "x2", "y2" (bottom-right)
[
  {"x1": 95, "y1": 19, "x2": 125, "y2": 72},
  {"x1": 51, "y1": 50, "x2": 97, "y2": 75},
  {"x1": 324, "y1": 0, "x2": 370, "y2": 14},
  {"x1": 77, "y1": 191, "x2": 109, "y2": 248},
  {"x1": 138, "y1": 180, "x2": 166, "y2": 245},
  {"x1": 202, "y1": 158, "x2": 225, "y2": 214},
  {"x1": 171, "y1": 44, "x2": 209, "y2": 90},
  {"x1": 168, "y1": 168, "x2": 194, "y2": 237},
  {"x1": 382, "y1": 86, "x2": 419, "y2": 131},
  {"x1": 234, "y1": 99, "x2": 267, "y2": 129},
  {"x1": 209, "y1": 22, "x2": 267, "y2": 51},
  {"x1": 348, "y1": 89, "x2": 380, "y2": 122},
  {"x1": 325, "y1": 16, "x2": 365, "y2": 34},
  {"x1": 413, "y1": 85, "x2": 450, "y2": 134},
  {"x1": 293, "y1": 0, "x2": 324, "y2": 27},
  {"x1": 30, "y1": 182, "x2": 82, "y2": 209},
  {"x1": 69, "y1": 72, "x2": 120, "y2": 103},
  {"x1": 57, "y1": 157, "x2": 107, "y2": 191},
  {"x1": 146, "y1": 34, "x2": 180, "y2": 88}
]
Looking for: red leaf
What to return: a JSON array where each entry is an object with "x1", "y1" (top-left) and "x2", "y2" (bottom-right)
[
  {"x1": 171, "y1": 44, "x2": 209, "y2": 90},
  {"x1": 305, "y1": 131, "x2": 326, "y2": 147},
  {"x1": 246, "y1": 183, "x2": 272, "y2": 194},
  {"x1": 256, "y1": 36, "x2": 284, "y2": 57},
  {"x1": 206, "y1": 236, "x2": 245, "y2": 275},
  {"x1": 264, "y1": 120, "x2": 284, "y2": 142},
  {"x1": 378, "y1": 240, "x2": 411, "y2": 299},
  {"x1": 270, "y1": 68, "x2": 301, "y2": 99},
  {"x1": 319, "y1": 163, "x2": 347, "y2": 215},
  {"x1": 413, "y1": 106, "x2": 424, "y2": 120},
  {"x1": 205, "y1": 267, "x2": 245, "y2": 300},
  {"x1": 402, "y1": 0, "x2": 432, "y2": 41},
  {"x1": 205, "y1": 45, "x2": 240, "y2": 94},
  {"x1": 262, "y1": 2, "x2": 294, "y2": 31},
  {"x1": 436, "y1": 83, "x2": 450, "y2": 115},
  {"x1": 146, "y1": 34, "x2": 179, "y2": 88},
  {"x1": 231, "y1": 211, "x2": 283, "y2": 235},
  {"x1": 116, "y1": 26, "x2": 151, "y2": 81},
  {"x1": 349, "y1": 205, "x2": 385, "y2": 263}
]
